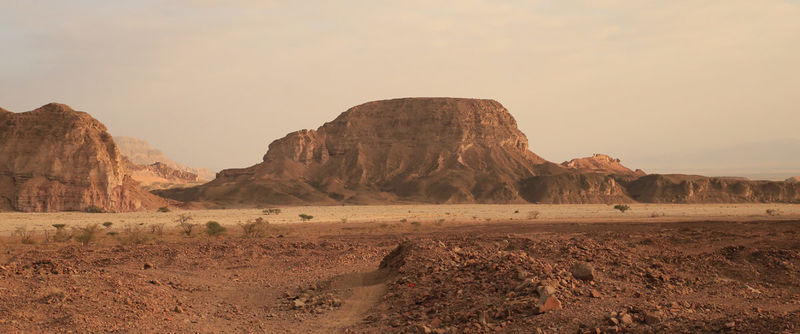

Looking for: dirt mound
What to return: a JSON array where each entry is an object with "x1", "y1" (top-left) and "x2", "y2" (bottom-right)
[
  {"x1": 625, "y1": 174, "x2": 800, "y2": 203},
  {"x1": 562, "y1": 154, "x2": 645, "y2": 179},
  {"x1": 159, "y1": 98, "x2": 565, "y2": 206},
  {"x1": 0, "y1": 103, "x2": 166, "y2": 212}
]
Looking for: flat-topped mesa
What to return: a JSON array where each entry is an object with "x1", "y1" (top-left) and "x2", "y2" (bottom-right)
[
  {"x1": 0, "y1": 103, "x2": 166, "y2": 212},
  {"x1": 162, "y1": 98, "x2": 559, "y2": 206},
  {"x1": 562, "y1": 153, "x2": 645, "y2": 178}
]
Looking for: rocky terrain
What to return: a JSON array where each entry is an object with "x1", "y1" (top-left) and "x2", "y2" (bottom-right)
[
  {"x1": 0, "y1": 104, "x2": 166, "y2": 212},
  {"x1": 157, "y1": 98, "x2": 800, "y2": 207},
  {"x1": 123, "y1": 158, "x2": 206, "y2": 191},
  {"x1": 787, "y1": 177, "x2": 800, "y2": 183},
  {"x1": 562, "y1": 154, "x2": 646, "y2": 179},
  {"x1": 1, "y1": 218, "x2": 798, "y2": 333},
  {"x1": 115, "y1": 136, "x2": 215, "y2": 183}
]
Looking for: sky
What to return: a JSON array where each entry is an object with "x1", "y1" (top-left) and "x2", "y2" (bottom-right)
[{"x1": 1, "y1": 1, "x2": 798, "y2": 178}]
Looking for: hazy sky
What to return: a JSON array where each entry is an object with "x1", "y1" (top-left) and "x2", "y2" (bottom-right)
[{"x1": 1, "y1": 1, "x2": 799, "y2": 176}]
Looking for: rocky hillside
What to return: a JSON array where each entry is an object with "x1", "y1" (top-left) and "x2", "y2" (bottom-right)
[
  {"x1": 0, "y1": 104, "x2": 166, "y2": 212},
  {"x1": 154, "y1": 97, "x2": 800, "y2": 206},
  {"x1": 562, "y1": 154, "x2": 645, "y2": 179},
  {"x1": 787, "y1": 176, "x2": 800, "y2": 183},
  {"x1": 159, "y1": 98, "x2": 574, "y2": 205},
  {"x1": 115, "y1": 136, "x2": 214, "y2": 181}
]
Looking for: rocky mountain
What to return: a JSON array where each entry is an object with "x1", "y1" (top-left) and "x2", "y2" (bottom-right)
[
  {"x1": 159, "y1": 97, "x2": 800, "y2": 206},
  {"x1": 561, "y1": 154, "x2": 645, "y2": 179},
  {"x1": 160, "y1": 98, "x2": 572, "y2": 205},
  {"x1": 115, "y1": 136, "x2": 214, "y2": 181},
  {"x1": 0, "y1": 103, "x2": 166, "y2": 212},
  {"x1": 787, "y1": 176, "x2": 800, "y2": 183}
]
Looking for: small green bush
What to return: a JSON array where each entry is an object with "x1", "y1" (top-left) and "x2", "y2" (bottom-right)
[
  {"x1": 102, "y1": 222, "x2": 113, "y2": 229},
  {"x1": 299, "y1": 214, "x2": 313, "y2": 222},
  {"x1": 14, "y1": 226, "x2": 35, "y2": 244},
  {"x1": 614, "y1": 204, "x2": 631, "y2": 213},
  {"x1": 157, "y1": 206, "x2": 170, "y2": 213},
  {"x1": 205, "y1": 221, "x2": 226, "y2": 236},
  {"x1": 174, "y1": 213, "x2": 195, "y2": 236},
  {"x1": 263, "y1": 208, "x2": 282, "y2": 215}
]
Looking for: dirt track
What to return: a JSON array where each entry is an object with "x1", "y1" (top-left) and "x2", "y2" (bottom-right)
[{"x1": 1, "y1": 217, "x2": 799, "y2": 333}]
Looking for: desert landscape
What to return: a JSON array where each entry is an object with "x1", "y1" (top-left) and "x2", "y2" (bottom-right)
[{"x1": 3, "y1": 2, "x2": 800, "y2": 333}]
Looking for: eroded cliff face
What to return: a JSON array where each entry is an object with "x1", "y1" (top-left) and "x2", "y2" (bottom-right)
[
  {"x1": 115, "y1": 136, "x2": 214, "y2": 181},
  {"x1": 160, "y1": 98, "x2": 565, "y2": 205},
  {"x1": 0, "y1": 104, "x2": 166, "y2": 212}
]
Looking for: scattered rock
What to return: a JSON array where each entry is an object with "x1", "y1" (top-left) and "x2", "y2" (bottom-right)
[
  {"x1": 173, "y1": 306, "x2": 183, "y2": 313},
  {"x1": 571, "y1": 262, "x2": 596, "y2": 281},
  {"x1": 536, "y1": 295, "x2": 562, "y2": 314},
  {"x1": 620, "y1": 313, "x2": 633, "y2": 325},
  {"x1": 143, "y1": 262, "x2": 154, "y2": 270}
]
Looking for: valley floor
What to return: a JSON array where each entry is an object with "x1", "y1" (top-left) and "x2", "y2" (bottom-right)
[{"x1": 0, "y1": 206, "x2": 799, "y2": 333}]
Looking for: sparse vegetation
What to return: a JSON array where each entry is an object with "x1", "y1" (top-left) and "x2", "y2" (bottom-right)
[
  {"x1": 766, "y1": 209, "x2": 781, "y2": 216},
  {"x1": 299, "y1": 214, "x2": 313, "y2": 222},
  {"x1": 205, "y1": 221, "x2": 226, "y2": 236},
  {"x1": 157, "y1": 206, "x2": 170, "y2": 213},
  {"x1": 411, "y1": 221, "x2": 421, "y2": 228},
  {"x1": 14, "y1": 226, "x2": 35, "y2": 244},
  {"x1": 527, "y1": 210, "x2": 540, "y2": 219},
  {"x1": 51, "y1": 224, "x2": 72, "y2": 242},
  {"x1": 400, "y1": 218, "x2": 408, "y2": 223},
  {"x1": 650, "y1": 212, "x2": 666, "y2": 218},
  {"x1": 150, "y1": 223, "x2": 166, "y2": 236},
  {"x1": 102, "y1": 222, "x2": 113, "y2": 229},
  {"x1": 614, "y1": 204, "x2": 631, "y2": 213},
  {"x1": 73, "y1": 224, "x2": 100, "y2": 245},
  {"x1": 514, "y1": 210, "x2": 519, "y2": 214},
  {"x1": 118, "y1": 224, "x2": 148, "y2": 245},
  {"x1": 240, "y1": 217, "x2": 269, "y2": 238},
  {"x1": 175, "y1": 213, "x2": 196, "y2": 236},
  {"x1": 85, "y1": 205, "x2": 105, "y2": 213},
  {"x1": 263, "y1": 208, "x2": 282, "y2": 215}
]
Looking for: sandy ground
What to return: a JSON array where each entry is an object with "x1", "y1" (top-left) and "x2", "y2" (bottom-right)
[{"x1": 1, "y1": 203, "x2": 799, "y2": 236}]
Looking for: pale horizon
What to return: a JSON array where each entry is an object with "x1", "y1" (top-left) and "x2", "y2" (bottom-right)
[{"x1": 2, "y1": 1, "x2": 798, "y2": 179}]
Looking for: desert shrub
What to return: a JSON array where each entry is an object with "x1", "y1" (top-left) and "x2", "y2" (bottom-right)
[
  {"x1": 650, "y1": 212, "x2": 665, "y2": 218},
  {"x1": 614, "y1": 204, "x2": 631, "y2": 213},
  {"x1": 102, "y1": 222, "x2": 113, "y2": 229},
  {"x1": 263, "y1": 208, "x2": 282, "y2": 215},
  {"x1": 766, "y1": 209, "x2": 781, "y2": 216},
  {"x1": 85, "y1": 205, "x2": 105, "y2": 213},
  {"x1": 157, "y1": 206, "x2": 170, "y2": 213},
  {"x1": 527, "y1": 211, "x2": 540, "y2": 219},
  {"x1": 118, "y1": 224, "x2": 148, "y2": 245},
  {"x1": 514, "y1": 210, "x2": 519, "y2": 214},
  {"x1": 240, "y1": 217, "x2": 269, "y2": 238},
  {"x1": 51, "y1": 224, "x2": 71, "y2": 242},
  {"x1": 205, "y1": 221, "x2": 226, "y2": 236},
  {"x1": 411, "y1": 221, "x2": 421, "y2": 228},
  {"x1": 150, "y1": 223, "x2": 166, "y2": 236},
  {"x1": 14, "y1": 226, "x2": 35, "y2": 244},
  {"x1": 299, "y1": 214, "x2": 313, "y2": 222},
  {"x1": 73, "y1": 224, "x2": 100, "y2": 246},
  {"x1": 400, "y1": 218, "x2": 408, "y2": 223},
  {"x1": 107, "y1": 231, "x2": 118, "y2": 236},
  {"x1": 340, "y1": 218, "x2": 348, "y2": 223},
  {"x1": 174, "y1": 213, "x2": 195, "y2": 236}
]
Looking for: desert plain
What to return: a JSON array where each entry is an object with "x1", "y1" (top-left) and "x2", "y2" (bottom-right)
[{"x1": 1, "y1": 204, "x2": 799, "y2": 333}]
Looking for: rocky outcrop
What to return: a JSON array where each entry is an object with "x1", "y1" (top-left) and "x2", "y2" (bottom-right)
[
  {"x1": 562, "y1": 154, "x2": 645, "y2": 179},
  {"x1": 159, "y1": 98, "x2": 573, "y2": 205},
  {"x1": 0, "y1": 103, "x2": 166, "y2": 212},
  {"x1": 787, "y1": 176, "x2": 800, "y2": 183},
  {"x1": 520, "y1": 173, "x2": 633, "y2": 204},
  {"x1": 123, "y1": 158, "x2": 205, "y2": 191},
  {"x1": 624, "y1": 174, "x2": 800, "y2": 203},
  {"x1": 115, "y1": 136, "x2": 214, "y2": 181}
]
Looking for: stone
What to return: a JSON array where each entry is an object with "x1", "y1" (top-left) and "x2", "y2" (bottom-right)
[
  {"x1": 620, "y1": 313, "x2": 633, "y2": 325},
  {"x1": 143, "y1": 262, "x2": 154, "y2": 270},
  {"x1": 590, "y1": 289, "x2": 601, "y2": 298},
  {"x1": 292, "y1": 299, "x2": 306, "y2": 309},
  {"x1": 644, "y1": 311, "x2": 661, "y2": 325},
  {"x1": 571, "y1": 262, "x2": 596, "y2": 281},
  {"x1": 535, "y1": 295, "x2": 562, "y2": 314},
  {"x1": 173, "y1": 306, "x2": 183, "y2": 313}
]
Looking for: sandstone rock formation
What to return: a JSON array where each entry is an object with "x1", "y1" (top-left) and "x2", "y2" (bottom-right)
[
  {"x1": 160, "y1": 98, "x2": 573, "y2": 205},
  {"x1": 115, "y1": 136, "x2": 214, "y2": 180},
  {"x1": 562, "y1": 154, "x2": 645, "y2": 179},
  {"x1": 157, "y1": 97, "x2": 800, "y2": 206},
  {"x1": 787, "y1": 176, "x2": 799, "y2": 183},
  {"x1": 0, "y1": 103, "x2": 166, "y2": 212}
]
